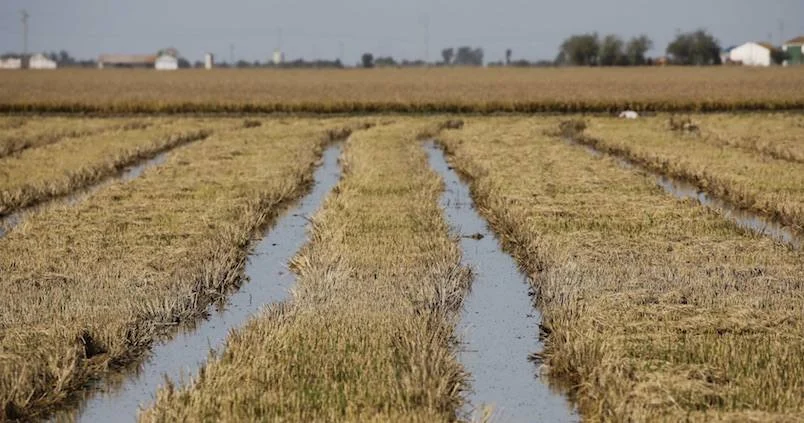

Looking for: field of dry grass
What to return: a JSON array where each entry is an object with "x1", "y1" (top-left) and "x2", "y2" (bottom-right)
[
  {"x1": 0, "y1": 118, "x2": 359, "y2": 420},
  {"x1": 694, "y1": 113, "x2": 804, "y2": 163},
  {"x1": 565, "y1": 116, "x2": 804, "y2": 235},
  {"x1": 1, "y1": 67, "x2": 804, "y2": 113},
  {"x1": 0, "y1": 119, "x2": 233, "y2": 216},
  {"x1": 439, "y1": 117, "x2": 804, "y2": 421},
  {"x1": 0, "y1": 117, "x2": 151, "y2": 159},
  {"x1": 142, "y1": 121, "x2": 472, "y2": 422}
]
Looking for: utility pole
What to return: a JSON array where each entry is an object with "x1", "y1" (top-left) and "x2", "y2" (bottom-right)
[{"x1": 20, "y1": 10, "x2": 29, "y2": 56}]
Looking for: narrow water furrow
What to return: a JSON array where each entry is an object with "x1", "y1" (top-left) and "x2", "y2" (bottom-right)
[
  {"x1": 61, "y1": 143, "x2": 342, "y2": 422},
  {"x1": 425, "y1": 142, "x2": 577, "y2": 423},
  {"x1": 0, "y1": 153, "x2": 169, "y2": 239},
  {"x1": 565, "y1": 137, "x2": 801, "y2": 249}
]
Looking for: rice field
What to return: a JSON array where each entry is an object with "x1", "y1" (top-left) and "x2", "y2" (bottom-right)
[
  {"x1": 1, "y1": 67, "x2": 804, "y2": 113},
  {"x1": 0, "y1": 69, "x2": 803, "y2": 422},
  {"x1": 569, "y1": 115, "x2": 804, "y2": 236}
]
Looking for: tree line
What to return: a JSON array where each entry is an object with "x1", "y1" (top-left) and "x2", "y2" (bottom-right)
[{"x1": 4, "y1": 29, "x2": 790, "y2": 69}]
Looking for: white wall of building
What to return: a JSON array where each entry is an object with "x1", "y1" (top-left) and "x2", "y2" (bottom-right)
[
  {"x1": 29, "y1": 54, "x2": 57, "y2": 69},
  {"x1": 729, "y1": 42, "x2": 772, "y2": 66},
  {"x1": 273, "y1": 50, "x2": 285, "y2": 65},
  {"x1": 0, "y1": 58, "x2": 22, "y2": 69},
  {"x1": 204, "y1": 53, "x2": 214, "y2": 70},
  {"x1": 155, "y1": 55, "x2": 179, "y2": 70}
]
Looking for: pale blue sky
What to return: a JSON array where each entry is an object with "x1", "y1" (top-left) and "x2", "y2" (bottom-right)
[{"x1": 1, "y1": 1, "x2": 802, "y2": 64}]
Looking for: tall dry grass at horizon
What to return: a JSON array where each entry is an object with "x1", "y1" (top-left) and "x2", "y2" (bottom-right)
[{"x1": 1, "y1": 67, "x2": 803, "y2": 113}]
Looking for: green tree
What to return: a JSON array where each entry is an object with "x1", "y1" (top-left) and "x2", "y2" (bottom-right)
[
  {"x1": 559, "y1": 33, "x2": 600, "y2": 66},
  {"x1": 454, "y1": 46, "x2": 483, "y2": 66},
  {"x1": 625, "y1": 35, "x2": 653, "y2": 65},
  {"x1": 441, "y1": 48, "x2": 454, "y2": 65},
  {"x1": 361, "y1": 53, "x2": 374, "y2": 68},
  {"x1": 666, "y1": 30, "x2": 721, "y2": 65},
  {"x1": 600, "y1": 35, "x2": 625, "y2": 66}
]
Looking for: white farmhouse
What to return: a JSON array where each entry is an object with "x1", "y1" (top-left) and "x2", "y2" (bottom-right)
[
  {"x1": 0, "y1": 57, "x2": 22, "y2": 70},
  {"x1": 29, "y1": 53, "x2": 57, "y2": 69},
  {"x1": 155, "y1": 54, "x2": 178, "y2": 70},
  {"x1": 729, "y1": 42, "x2": 776, "y2": 66}
]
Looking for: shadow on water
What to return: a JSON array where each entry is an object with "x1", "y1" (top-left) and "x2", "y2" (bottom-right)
[
  {"x1": 564, "y1": 138, "x2": 801, "y2": 249},
  {"x1": 57, "y1": 143, "x2": 343, "y2": 422},
  {"x1": 425, "y1": 141, "x2": 577, "y2": 423},
  {"x1": 0, "y1": 152, "x2": 169, "y2": 239}
]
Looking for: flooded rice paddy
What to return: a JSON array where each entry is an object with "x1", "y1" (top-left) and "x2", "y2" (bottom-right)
[
  {"x1": 426, "y1": 141, "x2": 577, "y2": 423},
  {"x1": 0, "y1": 152, "x2": 168, "y2": 239},
  {"x1": 566, "y1": 137, "x2": 800, "y2": 248},
  {"x1": 61, "y1": 144, "x2": 343, "y2": 422}
]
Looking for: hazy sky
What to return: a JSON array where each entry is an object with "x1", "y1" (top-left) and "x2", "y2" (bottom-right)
[{"x1": 1, "y1": 1, "x2": 802, "y2": 64}]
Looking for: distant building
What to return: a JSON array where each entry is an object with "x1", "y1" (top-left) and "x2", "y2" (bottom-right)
[
  {"x1": 729, "y1": 42, "x2": 778, "y2": 66},
  {"x1": 0, "y1": 57, "x2": 22, "y2": 70},
  {"x1": 98, "y1": 54, "x2": 157, "y2": 69},
  {"x1": 783, "y1": 36, "x2": 804, "y2": 66},
  {"x1": 155, "y1": 54, "x2": 178, "y2": 70},
  {"x1": 204, "y1": 53, "x2": 214, "y2": 70},
  {"x1": 273, "y1": 49, "x2": 285, "y2": 65},
  {"x1": 29, "y1": 53, "x2": 57, "y2": 69}
]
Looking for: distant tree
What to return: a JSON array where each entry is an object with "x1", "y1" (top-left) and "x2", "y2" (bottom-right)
[
  {"x1": 454, "y1": 46, "x2": 483, "y2": 66},
  {"x1": 193, "y1": 60, "x2": 204, "y2": 68},
  {"x1": 178, "y1": 57, "x2": 192, "y2": 68},
  {"x1": 599, "y1": 34, "x2": 625, "y2": 66},
  {"x1": 374, "y1": 56, "x2": 397, "y2": 67},
  {"x1": 666, "y1": 30, "x2": 721, "y2": 65},
  {"x1": 771, "y1": 49, "x2": 790, "y2": 65},
  {"x1": 361, "y1": 53, "x2": 374, "y2": 68},
  {"x1": 505, "y1": 49, "x2": 512, "y2": 65},
  {"x1": 235, "y1": 60, "x2": 251, "y2": 68},
  {"x1": 441, "y1": 48, "x2": 454, "y2": 65},
  {"x1": 625, "y1": 35, "x2": 653, "y2": 65},
  {"x1": 559, "y1": 33, "x2": 600, "y2": 66}
]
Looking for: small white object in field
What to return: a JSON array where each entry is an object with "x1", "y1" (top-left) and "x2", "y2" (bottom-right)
[{"x1": 618, "y1": 110, "x2": 639, "y2": 119}]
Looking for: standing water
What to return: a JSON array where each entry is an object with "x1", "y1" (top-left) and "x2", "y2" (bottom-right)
[
  {"x1": 62, "y1": 143, "x2": 343, "y2": 422},
  {"x1": 425, "y1": 142, "x2": 577, "y2": 423},
  {"x1": 565, "y1": 137, "x2": 800, "y2": 249}
]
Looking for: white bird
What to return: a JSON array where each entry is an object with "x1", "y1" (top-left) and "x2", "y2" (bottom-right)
[{"x1": 618, "y1": 110, "x2": 639, "y2": 119}]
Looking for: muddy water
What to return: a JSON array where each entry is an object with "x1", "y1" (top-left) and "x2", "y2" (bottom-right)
[
  {"x1": 0, "y1": 153, "x2": 168, "y2": 239},
  {"x1": 425, "y1": 142, "x2": 577, "y2": 423},
  {"x1": 64, "y1": 144, "x2": 343, "y2": 422},
  {"x1": 565, "y1": 137, "x2": 801, "y2": 248}
]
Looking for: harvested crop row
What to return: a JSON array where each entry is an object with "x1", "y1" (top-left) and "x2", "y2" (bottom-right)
[
  {"x1": 571, "y1": 117, "x2": 804, "y2": 235},
  {"x1": 439, "y1": 117, "x2": 804, "y2": 421},
  {"x1": 143, "y1": 121, "x2": 471, "y2": 422},
  {"x1": 693, "y1": 113, "x2": 804, "y2": 164},
  {"x1": 1, "y1": 68, "x2": 804, "y2": 114},
  {"x1": 0, "y1": 117, "x2": 155, "y2": 159},
  {"x1": 0, "y1": 118, "x2": 360, "y2": 420},
  {"x1": 0, "y1": 119, "x2": 235, "y2": 216}
]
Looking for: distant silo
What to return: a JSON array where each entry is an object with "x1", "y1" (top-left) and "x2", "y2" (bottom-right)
[
  {"x1": 204, "y1": 53, "x2": 214, "y2": 70},
  {"x1": 273, "y1": 49, "x2": 285, "y2": 65}
]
